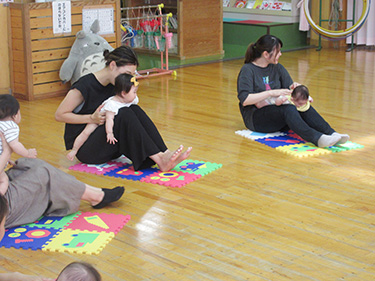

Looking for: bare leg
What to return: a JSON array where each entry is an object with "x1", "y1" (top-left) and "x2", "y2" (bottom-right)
[
  {"x1": 81, "y1": 184, "x2": 125, "y2": 209},
  {"x1": 81, "y1": 184, "x2": 104, "y2": 206},
  {"x1": 150, "y1": 145, "x2": 192, "y2": 172},
  {"x1": 67, "y1": 124, "x2": 98, "y2": 161}
]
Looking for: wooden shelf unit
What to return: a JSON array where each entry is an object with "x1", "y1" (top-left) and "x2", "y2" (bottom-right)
[
  {"x1": 123, "y1": 0, "x2": 223, "y2": 60},
  {"x1": 8, "y1": 0, "x2": 121, "y2": 101}
]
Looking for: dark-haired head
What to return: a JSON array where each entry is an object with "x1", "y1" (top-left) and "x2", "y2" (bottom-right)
[
  {"x1": 244, "y1": 35, "x2": 283, "y2": 64},
  {"x1": 291, "y1": 85, "x2": 309, "y2": 101},
  {"x1": 56, "y1": 262, "x2": 101, "y2": 281},
  {"x1": 0, "y1": 95, "x2": 20, "y2": 120},
  {"x1": 114, "y1": 73, "x2": 138, "y2": 95},
  {"x1": 103, "y1": 46, "x2": 139, "y2": 68}
]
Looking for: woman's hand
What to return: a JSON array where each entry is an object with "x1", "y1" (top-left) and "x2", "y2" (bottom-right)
[
  {"x1": 289, "y1": 82, "x2": 301, "y2": 90},
  {"x1": 90, "y1": 104, "x2": 105, "y2": 125}
]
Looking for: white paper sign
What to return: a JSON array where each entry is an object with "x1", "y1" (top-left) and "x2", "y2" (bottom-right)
[
  {"x1": 82, "y1": 7, "x2": 114, "y2": 35},
  {"x1": 52, "y1": 1, "x2": 72, "y2": 34}
]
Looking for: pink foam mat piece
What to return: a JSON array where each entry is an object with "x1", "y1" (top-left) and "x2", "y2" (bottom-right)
[
  {"x1": 69, "y1": 161, "x2": 125, "y2": 175},
  {"x1": 286, "y1": 130, "x2": 305, "y2": 141},
  {"x1": 66, "y1": 212, "x2": 131, "y2": 234},
  {"x1": 141, "y1": 171, "x2": 201, "y2": 188}
]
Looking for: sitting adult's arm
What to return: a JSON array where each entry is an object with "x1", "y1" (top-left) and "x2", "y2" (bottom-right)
[
  {"x1": 237, "y1": 65, "x2": 292, "y2": 107},
  {"x1": 55, "y1": 89, "x2": 104, "y2": 125},
  {"x1": 238, "y1": 76, "x2": 291, "y2": 107},
  {"x1": 242, "y1": 89, "x2": 291, "y2": 107}
]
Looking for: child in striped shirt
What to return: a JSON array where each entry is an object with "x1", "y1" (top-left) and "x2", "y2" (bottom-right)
[{"x1": 0, "y1": 95, "x2": 37, "y2": 194}]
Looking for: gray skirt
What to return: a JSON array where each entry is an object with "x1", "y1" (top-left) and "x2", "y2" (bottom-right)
[{"x1": 5, "y1": 158, "x2": 85, "y2": 228}]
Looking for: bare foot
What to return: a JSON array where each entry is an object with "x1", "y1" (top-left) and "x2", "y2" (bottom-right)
[
  {"x1": 66, "y1": 150, "x2": 77, "y2": 161},
  {"x1": 155, "y1": 145, "x2": 193, "y2": 171}
]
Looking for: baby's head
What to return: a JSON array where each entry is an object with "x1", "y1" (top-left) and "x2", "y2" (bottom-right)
[
  {"x1": 0, "y1": 95, "x2": 21, "y2": 124},
  {"x1": 56, "y1": 262, "x2": 101, "y2": 281},
  {"x1": 291, "y1": 85, "x2": 309, "y2": 108},
  {"x1": 0, "y1": 193, "x2": 9, "y2": 242},
  {"x1": 114, "y1": 73, "x2": 139, "y2": 103}
]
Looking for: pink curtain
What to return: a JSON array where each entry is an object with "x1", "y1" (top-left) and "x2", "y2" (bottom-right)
[{"x1": 346, "y1": 0, "x2": 375, "y2": 46}]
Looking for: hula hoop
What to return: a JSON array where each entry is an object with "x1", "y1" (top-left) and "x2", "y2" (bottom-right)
[{"x1": 304, "y1": 0, "x2": 371, "y2": 39}]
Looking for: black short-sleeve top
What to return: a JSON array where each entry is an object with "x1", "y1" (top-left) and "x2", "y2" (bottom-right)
[
  {"x1": 64, "y1": 73, "x2": 114, "y2": 150},
  {"x1": 237, "y1": 63, "x2": 293, "y2": 129}
]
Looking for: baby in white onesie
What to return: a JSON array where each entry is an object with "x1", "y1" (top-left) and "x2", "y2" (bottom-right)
[{"x1": 67, "y1": 73, "x2": 139, "y2": 161}]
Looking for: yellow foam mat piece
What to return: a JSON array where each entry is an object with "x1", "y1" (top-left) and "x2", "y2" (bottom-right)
[
  {"x1": 42, "y1": 229, "x2": 114, "y2": 255},
  {"x1": 276, "y1": 143, "x2": 332, "y2": 157}
]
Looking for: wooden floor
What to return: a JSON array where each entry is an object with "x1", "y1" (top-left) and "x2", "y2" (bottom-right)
[{"x1": 1, "y1": 47, "x2": 375, "y2": 281}]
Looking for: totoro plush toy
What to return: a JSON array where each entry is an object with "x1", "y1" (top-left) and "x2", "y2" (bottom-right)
[{"x1": 59, "y1": 19, "x2": 114, "y2": 84}]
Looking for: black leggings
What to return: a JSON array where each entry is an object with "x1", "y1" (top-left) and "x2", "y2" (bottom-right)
[
  {"x1": 76, "y1": 105, "x2": 167, "y2": 170},
  {"x1": 252, "y1": 104, "x2": 335, "y2": 146}
]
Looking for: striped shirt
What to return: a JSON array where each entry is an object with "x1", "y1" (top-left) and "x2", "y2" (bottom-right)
[{"x1": 0, "y1": 120, "x2": 19, "y2": 155}]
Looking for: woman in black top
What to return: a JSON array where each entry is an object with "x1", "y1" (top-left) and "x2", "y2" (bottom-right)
[
  {"x1": 55, "y1": 46, "x2": 191, "y2": 171},
  {"x1": 237, "y1": 35, "x2": 349, "y2": 147}
]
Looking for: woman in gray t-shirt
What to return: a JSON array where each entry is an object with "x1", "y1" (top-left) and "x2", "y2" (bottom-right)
[{"x1": 237, "y1": 35, "x2": 349, "y2": 148}]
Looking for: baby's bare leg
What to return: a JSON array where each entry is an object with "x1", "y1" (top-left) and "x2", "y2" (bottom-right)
[{"x1": 67, "y1": 123, "x2": 99, "y2": 161}]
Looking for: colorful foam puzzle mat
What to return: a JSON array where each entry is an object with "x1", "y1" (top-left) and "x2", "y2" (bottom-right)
[
  {"x1": 141, "y1": 171, "x2": 202, "y2": 188},
  {"x1": 235, "y1": 129, "x2": 363, "y2": 157},
  {"x1": 69, "y1": 158, "x2": 222, "y2": 188},
  {"x1": 0, "y1": 212, "x2": 131, "y2": 255}
]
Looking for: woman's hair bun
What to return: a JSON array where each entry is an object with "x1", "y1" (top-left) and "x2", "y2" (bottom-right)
[{"x1": 103, "y1": 49, "x2": 110, "y2": 57}]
